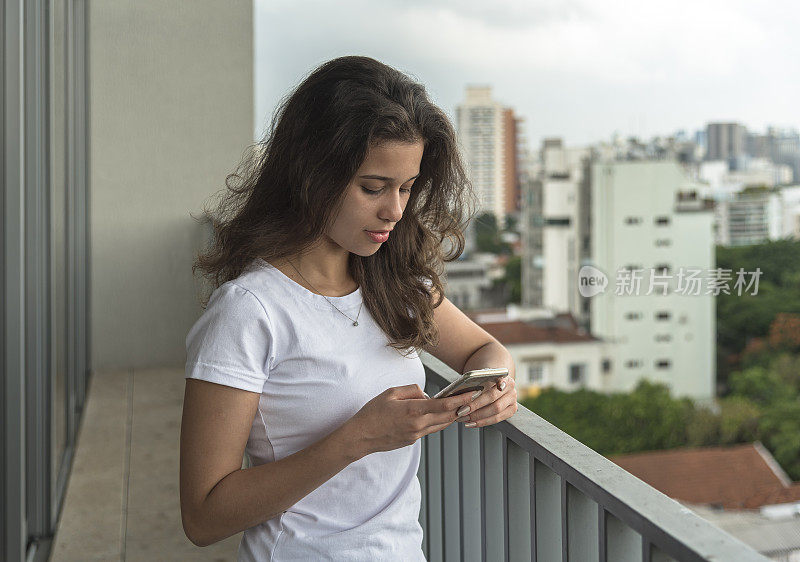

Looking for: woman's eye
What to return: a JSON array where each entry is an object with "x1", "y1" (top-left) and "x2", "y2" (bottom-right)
[{"x1": 362, "y1": 186, "x2": 412, "y2": 195}]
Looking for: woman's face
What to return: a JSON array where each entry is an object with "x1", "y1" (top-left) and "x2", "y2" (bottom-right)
[{"x1": 328, "y1": 139, "x2": 424, "y2": 256}]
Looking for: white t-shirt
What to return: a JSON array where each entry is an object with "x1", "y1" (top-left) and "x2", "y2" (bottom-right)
[{"x1": 185, "y1": 257, "x2": 427, "y2": 561}]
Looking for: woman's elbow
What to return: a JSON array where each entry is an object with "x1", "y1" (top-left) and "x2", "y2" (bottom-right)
[{"x1": 181, "y1": 505, "x2": 212, "y2": 547}]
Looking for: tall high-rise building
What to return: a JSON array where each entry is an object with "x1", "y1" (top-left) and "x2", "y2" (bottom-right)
[
  {"x1": 706, "y1": 122, "x2": 746, "y2": 167},
  {"x1": 455, "y1": 85, "x2": 521, "y2": 231}
]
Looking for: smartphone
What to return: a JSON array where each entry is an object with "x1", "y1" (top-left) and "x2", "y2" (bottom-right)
[{"x1": 432, "y1": 367, "x2": 509, "y2": 399}]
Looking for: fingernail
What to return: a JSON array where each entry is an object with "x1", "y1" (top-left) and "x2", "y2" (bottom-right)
[
  {"x1": 499, "y1": 380, "x2": 507, "y2": 391},
  {"x1": 456, "y1": 405, "x2": 471, "y2": 417},
  {"x1": 465, "y1": 422, "x2": 477, "y2": 428},
  {"x1": 471, "y1": 389, "x2": 483, "y2": 401}
]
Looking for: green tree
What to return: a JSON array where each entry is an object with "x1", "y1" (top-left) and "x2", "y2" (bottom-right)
[
  {"x1": 718, "y1": 396, "x2": 761, "y2": 443},
  {"x1": 504, "y1": 214, "x2": 518, "y2": 232},
  {"x1": 759, "y1": 400, "x2": 800, "y2": 480},
  {"x1": 716, "y1": 239, "x2": 800, "y2": 389},
  {"x1": 728, "y1": 366, "x2": 796, "y2": 408},
  {"x1": 497, "y1": 255, "x2": 521, "y2": 304},
  {"x1": 521, "y1": 379, "x2": 691, "y2": 456},
  {"x1": 686, "y1": 405, "x2": 721, "y2": 447},
  {"x1": 770, "y1": 353, "x2": 800, "y2": 390},
  {"x1": 473, "y1": 212, "x2": 513, "y2": 255}
]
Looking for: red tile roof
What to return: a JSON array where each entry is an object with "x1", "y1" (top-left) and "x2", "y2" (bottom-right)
[
  {"x1": 480, "y1": 320, "x2": 598, "y2": 344},
  {"x1": 608, "y1": 442, "x2": 800, "y2": 510}
]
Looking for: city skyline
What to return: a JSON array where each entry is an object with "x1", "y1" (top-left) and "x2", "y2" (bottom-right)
[{"x1": 256, "y1": 0, "x2": 800, "y2": 147}]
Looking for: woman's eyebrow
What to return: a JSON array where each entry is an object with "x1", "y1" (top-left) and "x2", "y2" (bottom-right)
[{"x1": 358, "y1": 173, "x2": 420, "y2": 183}]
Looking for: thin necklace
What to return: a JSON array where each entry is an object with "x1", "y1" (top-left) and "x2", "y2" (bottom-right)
[{"x1": 287, "y1": 259, "x2": 363, "y2": 327}]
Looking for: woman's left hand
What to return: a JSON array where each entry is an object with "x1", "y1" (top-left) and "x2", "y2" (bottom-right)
[{"x1": 454, "y1": 376, "x2": 518, "y2": 428}]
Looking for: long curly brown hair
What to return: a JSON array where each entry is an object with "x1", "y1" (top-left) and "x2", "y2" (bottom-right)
[{"x1": 192, "y1": 55, "x2": 478, "y2": 356}]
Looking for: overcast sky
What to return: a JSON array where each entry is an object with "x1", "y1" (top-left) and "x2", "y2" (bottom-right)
[{"x1": 255, "y1": 0, "x2": 799, "y2": 149}]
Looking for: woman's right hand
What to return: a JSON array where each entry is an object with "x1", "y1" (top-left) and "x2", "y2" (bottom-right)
[{"x1": 342, "y1": 383, "x2": 484, "y2": 459}]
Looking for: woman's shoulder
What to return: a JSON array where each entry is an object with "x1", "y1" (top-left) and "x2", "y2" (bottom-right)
[{"x1": 205, "y1": 280, "x2": 269, "y2": 322}]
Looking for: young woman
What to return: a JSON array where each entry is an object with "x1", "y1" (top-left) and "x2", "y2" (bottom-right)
[{"x1": 180, "y1": 55, "x2": 517, "y2": 561}]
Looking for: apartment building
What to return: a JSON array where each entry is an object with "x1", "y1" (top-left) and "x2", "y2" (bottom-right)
[
  {"x1": 714, "y1": 189, "x2": 784, "y2": 246},
  {"x1": 536, "y1": 139, "x2": 591, "y2": 324},
  {"x1": 590, "y1": 161, "x2": 716, "y2": 403},
  {"x1": 706, "y1": 122, "x2": 746, "y2": 165},
  {"x1": 521, "y1": 139, "x2": 717, "y2": 402},
  {"x1": 455, "y1": 85, "x2": 521, "y2": 230}
]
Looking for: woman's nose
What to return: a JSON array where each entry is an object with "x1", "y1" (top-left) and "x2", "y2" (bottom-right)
[{"x1": 379, "y1": 192, "x2": 404, "y2": 222}]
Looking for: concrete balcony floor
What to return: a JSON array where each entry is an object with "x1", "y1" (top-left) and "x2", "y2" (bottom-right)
[{"x1": 50, "y1": 368, "x2": 241, "y2": 561}]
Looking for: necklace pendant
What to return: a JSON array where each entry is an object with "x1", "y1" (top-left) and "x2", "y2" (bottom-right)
[{"x1": 352, "y1": 321, "x2": 358, "y2": 326}]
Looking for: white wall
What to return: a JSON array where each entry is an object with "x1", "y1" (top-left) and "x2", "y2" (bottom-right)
[
  {"x1": 508, "y1": 340, "x2": 604, "y2": 398},
  {"x1": 590, "y1": 161, "x2": 716, "y2": 402},
  {"x1": 89, "y1": 1, "x2": 254, "y2": 370},
  {"x1": 781, "y1": 186, "x2": 800, "y2": 238},
  {"x1": 540, "y1": 144, "x2": 590, "y2": 317},
  {"x1": 542, "y1": 176, "x2": 579, "y2": 312}
]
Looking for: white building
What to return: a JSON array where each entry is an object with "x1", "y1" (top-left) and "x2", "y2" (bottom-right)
[
  {"x1": 702, "y1": 184, "x2": 800, "y2": 246},
  {"x1": 441, "y1": 255, "x2": 495, "y2": 310},
  {"x1": 589, "y1": 161, "x2": 716, "y2": 403},
  {"x1": 714, "y1": 189, "x2": 784, "y2": 246},
  {"x1": 521, "y1": 138, "x2": 591, "y2": 326},
  {"x1": 468, "y1": 309, "x2": 607, "y2": 399},
  {"x1": 539, "y1": 140, "x2": 591, "y2": 322},
  {"x1": 780, "y1": 185, "x2": 800, "y2": 239},
  {"x1": 699, "y1": 158, "x2": 793, "y2": 190}
]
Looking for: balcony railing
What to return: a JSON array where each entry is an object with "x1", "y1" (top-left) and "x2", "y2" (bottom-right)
[{"x1": 417, "y1": 352, "x2": 769, "y2": 562}]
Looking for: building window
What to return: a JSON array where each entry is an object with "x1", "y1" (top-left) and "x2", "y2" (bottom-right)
[
  {"x1": 655, "y1": 239, "x2": 671, "y2": 247},
  {"x1": 625, "y1": 360, "x2": 642, "y2": 369},
  {"x1": 602, "y1": 359, "x2": 611, "y2": 373},
  {"x1": 569, "y1": 363, "x2": 586, "y2": 385},
  {"x1": 655, "y1": 311, "x2": 671, "y2": 321},
  {"x1": 527, "y1": 362, "x2": 545, "y2": 385},
  {"x1": 655, "y1": 216, "x2": 671, "y2": 226},
  {"x1": 656, "y1": 359, "x2": 671, "y2": 369},
  {"x1": 625, "y1": 216, "x2": 642, "y2": 225},
  {"x1": 655, "y1": 263, "x2": 671, "y2": 274},
  {"x1": 625, "y1": 311, "x2": 643, "y2": 320},
  {"x1": 655, "y1": 334, "x2": 672, "y2": 343},
  {"x1": 545, "y1": 217, "x2": 571, "y2": 226}
]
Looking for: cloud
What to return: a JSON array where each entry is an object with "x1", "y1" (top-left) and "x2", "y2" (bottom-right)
[{"x1": 255, "y1": 0, "x2": 800, "y2": 145}]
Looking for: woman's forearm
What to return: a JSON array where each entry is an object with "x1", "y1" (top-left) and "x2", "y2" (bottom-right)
[
  {"x1": 462, "y1": 342, "x2": 516, "y2": 380},
  {"x1": 189, "y1": 421, "x2": 364, "y2": 547}
]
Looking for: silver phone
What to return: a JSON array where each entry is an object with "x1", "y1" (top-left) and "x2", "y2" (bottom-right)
[{"x1": 432, "y1": 367, "x2": 509, "y2": 399}]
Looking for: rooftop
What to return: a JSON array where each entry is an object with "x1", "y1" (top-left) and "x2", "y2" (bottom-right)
[
  {"x1": 465, "y1": 309, "x2": 598, "y2": 345},
  {"x1": 609, "y1": 442, "x2": 800, "y2": 510}
]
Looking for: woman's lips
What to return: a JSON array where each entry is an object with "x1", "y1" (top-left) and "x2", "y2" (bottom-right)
[{"x1": 366, "y1": 230, "x2": 390, "y2": 243}]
